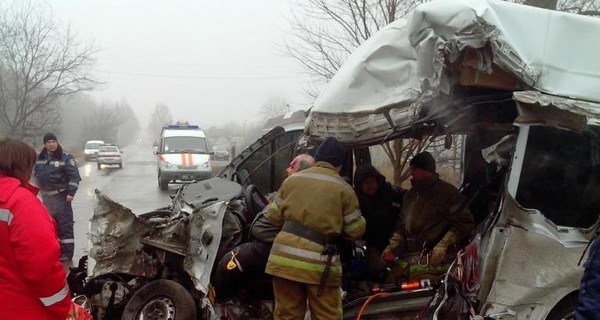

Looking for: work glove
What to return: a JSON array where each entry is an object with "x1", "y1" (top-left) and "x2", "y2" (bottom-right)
[
  {"x1": 429, "y1": 231, "x2": 459, "y2": 266},
  {"x1": 382, "y1": 229, "x2": 405, "y2": 263},
  {"x1": 381, "y1": 246, "x2": 397, "y2": 262},
  {"x1": 428, "y1": 244, "x2": 448, "y2": 266}
]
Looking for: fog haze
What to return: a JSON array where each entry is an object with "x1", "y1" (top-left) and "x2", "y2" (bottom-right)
[{"x1": 48, "y1": 0, "x2": 312, "y2": 128}]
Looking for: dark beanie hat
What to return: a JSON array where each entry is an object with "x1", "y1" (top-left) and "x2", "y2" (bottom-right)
[
  {"x1": 315, "y1": 137, "x2": 345, "y2": 167},
  {"x1": 409, "y1": 151, "x2": 436, "y2": 173},
  {"x1": 43, "y1": 132, "x2": 57, "y2": 143}
]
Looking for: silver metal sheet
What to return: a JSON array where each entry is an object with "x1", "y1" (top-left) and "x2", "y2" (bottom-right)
[{"x1": 308, "y1": 0, "x2": 600, "y2": 143}]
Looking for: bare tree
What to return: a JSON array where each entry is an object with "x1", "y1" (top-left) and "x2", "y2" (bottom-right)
[
  {"x1": 527, "y1": 0, "x2": 600, "y2": 15},
  {"x1": 284, "y1": 0, "x2": 430, "y2": 184},
  {"x1": 284, "y1": 0, "x2": 420, "y2": 98},
  {"x1": 259, "y1": 95, "x2": 290, "y2": 119},
  {"x1": 381, "y1": 136, "x2": 447, "y2": 185},
  {"x1": 148, "y1": 103, "x2": 174, "y2": 138},
  {"x1": 82, "y1": 103, "x2": 125, "y2": 143},
  {"x1": 115, "y1": 99, "x2": 141, "y2": 146},
  {"x1": 0, "y1": 0, "x2": 97, "y2": 139}
]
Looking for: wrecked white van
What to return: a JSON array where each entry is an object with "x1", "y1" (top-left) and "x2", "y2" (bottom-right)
[
  {"x1": 65, "y1": 1, "x2": 600, "y2": 319},
  {"x1": 305, "y1": 0, "x2": 600, "y2": 318}
]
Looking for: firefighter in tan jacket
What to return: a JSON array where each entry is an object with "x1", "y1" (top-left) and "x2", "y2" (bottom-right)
[{"x1": 265, "y1": 137, "x2": 366, "y2": 320}]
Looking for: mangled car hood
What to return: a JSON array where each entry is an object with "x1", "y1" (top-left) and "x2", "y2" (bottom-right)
[
  {"x1": 89, "y1": 178, "x2": 242, "y2": 294},
  {"x1": 307, "y1": 0, "x2": 600, "y2": 143}
]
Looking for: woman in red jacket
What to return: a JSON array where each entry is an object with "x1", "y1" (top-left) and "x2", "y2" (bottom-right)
[{"x1": 0, "y1": 138, "x2": 72, "y2": 319}]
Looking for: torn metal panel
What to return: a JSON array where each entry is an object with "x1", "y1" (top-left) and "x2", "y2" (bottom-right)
[
  {"x1": 514, "y1": 90, "x2": 600, "y2": 123},
  {"x1": 89, "y1": 189, "x2": 157, "y2": 277},
  {"x1": 481, "y1": 134, "x2": 516, "y2": 167},
  {"x1": 479, "y1": 195, "x2": 589, "y2": 318},
  {"x1": 184, "y1": 201, "x2": 227, "y2": 294},
  {"x1": 515, "y1": 102, "x2": 588, "y2": 133},
  {"x1": 308, "y1": 0, "x2": 600, "y2": 144},
  {"x1": 88, "y1": 178, "x2": 240, "y2": 296}
]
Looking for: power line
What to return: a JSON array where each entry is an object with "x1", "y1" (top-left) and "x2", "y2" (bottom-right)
[
  {"x1": 98, "y1": 56, "x2": 292, "y2": 69},
  {"x1": 96, "y1": 69, "x2": 305, "y2": 80}
]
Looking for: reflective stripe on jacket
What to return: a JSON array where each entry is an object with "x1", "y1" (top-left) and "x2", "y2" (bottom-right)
[
  {"x1": 0, "y1": 176, "x2": 71, "y2": 319},
  {"x1": 34, "y1": 148, "x2": 81, "y2": 196},
  {"x1": 265, "y1": 161, "x2": 366, "y2": 286}
]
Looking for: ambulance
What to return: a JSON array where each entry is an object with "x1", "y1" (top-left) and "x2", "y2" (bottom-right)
[{"x1": 155, "y1": 123, "x2": 212, "y2": 190}]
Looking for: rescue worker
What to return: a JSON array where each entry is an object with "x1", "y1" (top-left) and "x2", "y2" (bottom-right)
[
  {"x1": 265, "y1": 137, "x2": 366, "y2": 320},
  {"x1": 213, "y1": 154, "x2": 315, "y2": 300},
  {"x1": 33, "y1": 132, "x2": 81, "y2": 266},
  {"x1": 382, "y1": 151, "x2": 474, "y2": 281},
  {"x1": 575, "y1": 223, "x2": 600, "y2": 318},
  {"x1": 0, "y1": 138, "x2": 73, "y2": 319},
  {"x1": 353, "y1": 164, "x2": 404, "y2": 282}
]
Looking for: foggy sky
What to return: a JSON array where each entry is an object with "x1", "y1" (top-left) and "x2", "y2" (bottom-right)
[{"x1": 48, "y1": 0, "x2": 313, "y2": 129}]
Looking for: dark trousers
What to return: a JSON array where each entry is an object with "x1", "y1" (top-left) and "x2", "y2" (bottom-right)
[
  {"x1": 365, "y1": 246, "x2": 387, "y2": 283},
  {"x1": 577, "y1": 234, "x2": 600, "y2": 319},
  {"x1": 42, "y1": 192, "x2": 75, "y2": 260},
  {"x1": 213, "y1": 240, "x2": 273, "y2": 300}
]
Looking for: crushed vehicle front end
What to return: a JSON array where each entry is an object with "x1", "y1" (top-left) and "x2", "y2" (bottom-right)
[{"x1": 68, "y1": 178, "x2": 246, "y2": 319}]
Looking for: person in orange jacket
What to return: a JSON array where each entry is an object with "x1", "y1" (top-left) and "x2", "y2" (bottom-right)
[{"x1": 0, "y1": 138, "x2": 73, "y2": 320}]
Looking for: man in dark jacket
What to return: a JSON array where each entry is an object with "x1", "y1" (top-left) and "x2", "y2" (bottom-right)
[
  {"x1": 33, "y1": 133, "x2": 81, "y2": 265},
  {"x1": 354, "y1": 164, "x2": 404, "y2": 282},
  {"x1": 382, "y1": 151, "x2": 474, "y2": 281},
  {"x1": 576, "y1": 224, "x2": 600, "y2": 319}
]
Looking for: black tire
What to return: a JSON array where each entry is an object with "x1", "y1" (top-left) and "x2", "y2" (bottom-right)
[
  {"x1": 158, "y1": 174, "x2": 168, "y2": 191},
  {"x1": 97, "y1": 163, "x2": 101, "y2": 169},
  {"x1": 546, "y1": 292, "x2": 577, "y2": 320},
  {"x1": 119, "y1": 163, "x2": 123, "y2": 169},
  {"x1": 121, "y1": 279, "x2": 197, "y2": 320}
]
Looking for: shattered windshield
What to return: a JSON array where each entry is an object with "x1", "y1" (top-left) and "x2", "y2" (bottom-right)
[
  {"x1": 162, "y1": 136, "x2": 209, "y2": 154},
  {"x1": 516, "y1": 125, "x2": 600, "y2": 228}
]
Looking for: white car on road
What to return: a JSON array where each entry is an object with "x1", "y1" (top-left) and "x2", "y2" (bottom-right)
[
  {"x1": 96, "y1": 145, "x2": 123, "y2": 169},
  {"x1": 84, "y1": 140, "x2": 105, "y2": 161}
]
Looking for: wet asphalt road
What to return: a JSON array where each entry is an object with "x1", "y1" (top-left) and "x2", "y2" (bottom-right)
[{"x1": 69, "y1": 144, "x2": 228, "y2": 261}]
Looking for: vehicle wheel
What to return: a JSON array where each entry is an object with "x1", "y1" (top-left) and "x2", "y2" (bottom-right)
[
  {"x1": 546, "y1": 292, "x2": 577, "y2": 320},
  {"x1": 158, "y1": 174, "x2": 168, "y2": 191},
  {"x1": 119, "y1": 163, "x2": 123, "y2": 169},
  {"x1": 97, "y1": 163, "x2": 101, "y2": 169},
  {"x1": 121, "y1": 279, "x2": 197, "y2": 320}
]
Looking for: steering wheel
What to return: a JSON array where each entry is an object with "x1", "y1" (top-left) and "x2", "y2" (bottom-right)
[{"x1": 244, "y1": 184, "x2": 269, "y2": 223}]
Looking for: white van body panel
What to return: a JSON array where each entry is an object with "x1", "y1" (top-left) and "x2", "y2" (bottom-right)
[{"x1": 307, "y1": 0, "x2": 600, "y2": 142}]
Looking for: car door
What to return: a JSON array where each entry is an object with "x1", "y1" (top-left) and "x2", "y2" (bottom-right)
[{"x1": 217, "y1": 126, "x2": 304, "y2": 194}]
